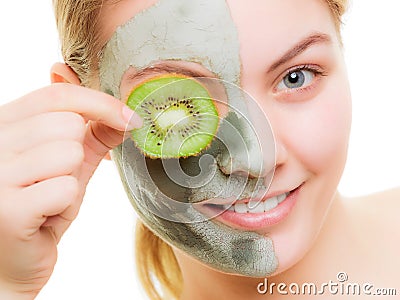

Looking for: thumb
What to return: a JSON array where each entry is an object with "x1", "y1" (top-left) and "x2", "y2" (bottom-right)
[{"x1": 78, "y1": 120, "x2": 131, "y2": 186}]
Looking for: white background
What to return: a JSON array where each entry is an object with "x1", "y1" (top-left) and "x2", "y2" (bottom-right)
[{"x1": 0, "y1": 1, "x2": 399, "y2": 299}]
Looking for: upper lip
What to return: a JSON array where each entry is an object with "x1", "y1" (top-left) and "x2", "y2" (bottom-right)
[{"x1": 197, "y1": 183, "x2": 303, "y2": 207}]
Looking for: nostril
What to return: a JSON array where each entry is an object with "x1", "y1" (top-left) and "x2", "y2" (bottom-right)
[
  {"x1": 217, "y1": 154, "x2": 270, "y2": 179},
  {"x1": 219, "y1": 163, "x2": 252, "y2": 178},
  {"x1": 207, "y1": 111, "x2": 276, "y2": 180}
]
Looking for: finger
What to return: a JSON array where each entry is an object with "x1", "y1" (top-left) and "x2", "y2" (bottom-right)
[
  {"x1": 22, "y1": 175, "x2": 79, "y2": 219},
  {"x1": 0, "y1": 112, "x2": 86, "y2": 154},
  {"x1": 78, "y1": 121, "x2": 126, "y2": 186},
  {"x1": 3, "y1": 140, "x2": 84, "y2": 187},
  {"x1": 0, "y1": 83, "x2": 142, "y2": 131},
  {"x1": 85, "y1": 121, "x2": 126, "y2": 163},
  {"x1": 2, "y1": 176, "x2": 79, "y2": 242}
]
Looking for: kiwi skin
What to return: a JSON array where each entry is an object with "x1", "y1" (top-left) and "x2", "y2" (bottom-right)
[{"x1": 126, "y1": 74, "x2": 220, "y2": 159}]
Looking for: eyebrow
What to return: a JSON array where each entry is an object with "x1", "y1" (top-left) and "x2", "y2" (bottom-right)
[
  {"x1": 267, "y1": 32, "x2": 332, "y2": 73},
  {"x1": 125, "y1": 32, "x2": 331, "y2": 83},
  {"x1": 125, "y1": 64, "x2": 209, "y2": 84}
]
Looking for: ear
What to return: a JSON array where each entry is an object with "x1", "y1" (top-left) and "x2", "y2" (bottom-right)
[{"x1": 50, "y1": 62, "x2": 81, "y2": 85}]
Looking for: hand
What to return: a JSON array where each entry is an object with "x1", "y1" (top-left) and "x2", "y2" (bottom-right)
[{"x1": 0, "y1": 83, "x2": 142, "y2": 298}]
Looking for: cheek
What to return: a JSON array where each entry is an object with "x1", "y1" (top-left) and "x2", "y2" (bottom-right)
[
  {"x1": 282, "y1": 80, "x2": 352, "y2": 175},
  {"x1": 268, "y1": 77, "x2": 351, "y2": 273}
]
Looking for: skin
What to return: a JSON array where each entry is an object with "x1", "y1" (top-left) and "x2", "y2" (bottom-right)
[{"x1": 0, "y1": 1, "x2": 398, "y2": 300}]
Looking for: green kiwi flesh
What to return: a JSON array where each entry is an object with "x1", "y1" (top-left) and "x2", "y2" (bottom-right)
[{"x1": 127, "y1": 75, "x2": 219, "y2": 158}]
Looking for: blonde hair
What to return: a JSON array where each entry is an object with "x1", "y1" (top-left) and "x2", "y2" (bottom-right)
[
  {"x1": 53, "y1": 0, "x2": 348, "y2": 299},
  {"x1": 53, "y1": 0, "x2": 122, "y2": 87}
]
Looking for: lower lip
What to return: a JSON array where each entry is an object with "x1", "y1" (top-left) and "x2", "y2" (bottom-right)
[{"x1": 200, "y1": 185, "x2": 302, "y2": 230}]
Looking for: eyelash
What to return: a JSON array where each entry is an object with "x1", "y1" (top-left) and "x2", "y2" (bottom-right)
[{"x1": 274, "y1": 64, "x2": 327, "y2": 97}]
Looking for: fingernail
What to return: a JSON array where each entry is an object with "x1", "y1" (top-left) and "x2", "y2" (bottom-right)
[{"x1": 122, "y1": 105, "x2": 143, "y2": 130}]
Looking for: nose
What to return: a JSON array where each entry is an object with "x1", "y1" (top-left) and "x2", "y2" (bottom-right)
[{"x1": 212, "y1": 102, "x2": 277, "y2": 179}]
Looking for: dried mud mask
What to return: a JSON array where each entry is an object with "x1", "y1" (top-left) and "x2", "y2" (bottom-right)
[{"x1": 100, "y1": 0, "x2": 279, "y2": 277}]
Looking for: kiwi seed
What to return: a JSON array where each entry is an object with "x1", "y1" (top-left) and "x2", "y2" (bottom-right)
[{"x1": 126, "y1": 74, "x2": 219, "y2": 159}]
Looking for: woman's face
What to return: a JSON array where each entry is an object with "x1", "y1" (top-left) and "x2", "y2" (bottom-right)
[{"x1": 99, "y1": 0, "x2": 351, "y2": 276}]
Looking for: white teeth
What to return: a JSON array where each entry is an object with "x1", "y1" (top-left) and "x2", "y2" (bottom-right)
[
  {"x1": 264, "y1": 196, "x2": 278, "y2": 211},
  {"x1": 226, "y1": 192, "x2": 289, "y2": 214},
  {"x1": 248, "y1": 200, "x2": 265, "y2": 214},
  {"x1": 277, "y1": 193, "x2": 288, "y2": 204},
  {"x1": 233, "y1": 203, "x2": 247, "y2": 213}
]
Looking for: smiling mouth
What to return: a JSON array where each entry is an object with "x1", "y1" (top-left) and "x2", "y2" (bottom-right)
[
  {"x1": 208, "y1": 191, "x2": 290, "y2": 214},
  {"x1": 196, "y1": 184, "x2": 303, "y2": 230}
]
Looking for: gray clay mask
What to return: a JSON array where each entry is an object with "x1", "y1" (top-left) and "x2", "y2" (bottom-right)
[{"x1": 100, "y1": 0, "x2": 278, "y2": 277}]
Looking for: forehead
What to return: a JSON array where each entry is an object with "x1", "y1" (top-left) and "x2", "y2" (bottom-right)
[
  {"x1": 99, "y1": 0, "x2": 241, "y2": 98},
  {"x1": 101, "y1": 0, "x2": 334, "y2": 41},
  {"x1": 227, "y1": 0, "x2": 336, "y2": 65},
  {"x1": 99, "y1": 0, "x2": 336, "y2": 97}
]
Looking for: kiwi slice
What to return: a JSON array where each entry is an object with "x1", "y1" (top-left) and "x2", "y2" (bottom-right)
[{"x1": 127, "y1": 74, "x2": 219, "y2": 159}]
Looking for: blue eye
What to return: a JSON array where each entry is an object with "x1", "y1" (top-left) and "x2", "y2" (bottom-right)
[{"x1": 277, "y1": 69, "x2": 315, "y2": 90}]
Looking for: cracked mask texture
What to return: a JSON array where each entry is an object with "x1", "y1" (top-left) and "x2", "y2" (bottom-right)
[{"x1": 99, "y1": 0, "x2": 278, "y2": 277}]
